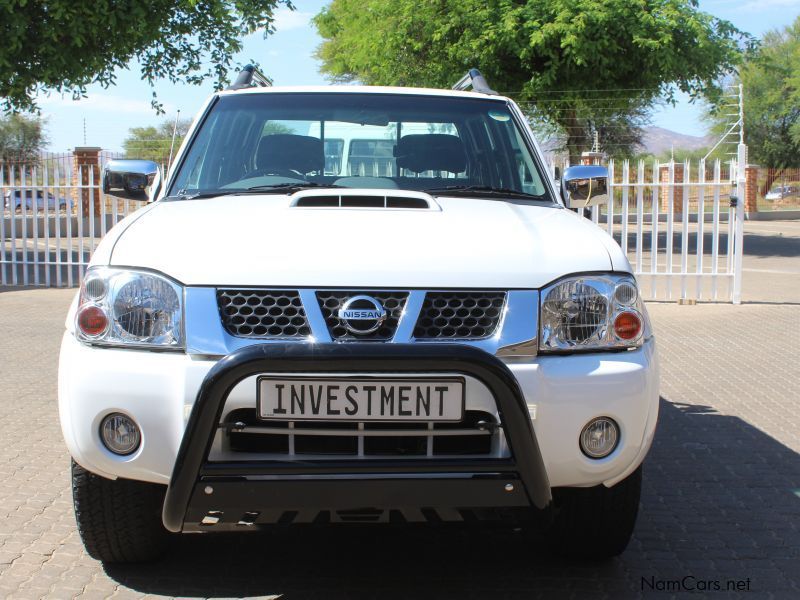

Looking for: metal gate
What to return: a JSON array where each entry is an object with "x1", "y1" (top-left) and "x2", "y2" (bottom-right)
[
  {"x1": 0, "y1": 153, "x2": 138, "y2": 288},
  {"x1": 589, "y1": 154, "x2": 746, "y2": 304},
  {"x1": 3, "y1": 154, "x2": 745, "y2": 303}
]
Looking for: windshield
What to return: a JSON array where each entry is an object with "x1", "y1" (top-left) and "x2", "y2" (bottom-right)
[{"x1": 168, "y1": 93, "x2": 551, "y2": 201}]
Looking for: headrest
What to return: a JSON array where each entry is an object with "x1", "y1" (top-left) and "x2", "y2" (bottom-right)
[
  {"x1": 395, "y1": 134, "x2": 467, "y2": 174},
  {"x1": 256, "y1": 134, "x2": 324, "y2": 175}
]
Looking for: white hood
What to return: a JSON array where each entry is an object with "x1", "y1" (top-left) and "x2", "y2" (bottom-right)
[{"x1": 107, "y1": 195, "x2": 624, "y2": 288}]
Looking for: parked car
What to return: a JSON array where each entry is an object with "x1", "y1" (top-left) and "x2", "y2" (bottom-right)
[
  {"x1": 3, "y1": 189, "x2": 72, "y2": 212},
  {"x1": 765, "y1": 185, "x2": 799, "y2": 201},
  {"x1": 60, "y1": 67, "x2": 659, "y2": 564}
]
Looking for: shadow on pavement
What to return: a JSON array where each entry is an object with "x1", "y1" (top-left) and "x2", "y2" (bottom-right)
[
  {"x1": 103, "y1": 398, "x2": 800, "y2": 598},
  {"x1": 614, "y1": 230, "x2": 800, "y2": 260},
  {"x1": 741, "y1": 232, "x2": 800, "y2": 259}
]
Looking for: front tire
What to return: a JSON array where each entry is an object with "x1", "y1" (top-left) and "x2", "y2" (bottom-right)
[
  {"x1": 71, "y1": 460, "x2": 169, "y2": 563},
  {"x1": 543, "y1": 466, "x2": 642, "y2": 560}
]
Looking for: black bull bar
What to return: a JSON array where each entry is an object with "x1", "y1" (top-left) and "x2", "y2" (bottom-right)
[{"x1": 162, "y1": 343, "x2": 552, "y2": 532}]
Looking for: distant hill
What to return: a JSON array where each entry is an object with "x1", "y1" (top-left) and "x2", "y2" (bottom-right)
[
  {"x1": 540, "y1": 126, "x2": 716, "y2": 161},
  {"x1": 640, "y1": 126, "x2": 715, "y2": 156}
]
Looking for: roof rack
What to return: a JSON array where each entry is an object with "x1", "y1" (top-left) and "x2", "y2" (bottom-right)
[
  {"x1": 227, "y1": 65, "x2": 272, "y2": 91},
  {"x1": 452, "y1": 68, "x2": 498, "y2": 95}
]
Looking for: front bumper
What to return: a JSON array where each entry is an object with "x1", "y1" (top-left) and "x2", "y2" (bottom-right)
[
  {"x1": 162, "y1": 343, "x2": 550, "y2": 532},
  {"x1": 58, "y1": 333, "x2": 659, "y2": 528}
]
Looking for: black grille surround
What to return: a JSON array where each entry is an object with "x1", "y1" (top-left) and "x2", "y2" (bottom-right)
[
  {"x1": 317, "y1": 291, "x2": 408, "y2": 341},
  {"x1": 413, "y1": 292, "x2": 506, "y2": 340},
  {"x1": 217, "y1": 289, "x2": 311, "y2": 338}
]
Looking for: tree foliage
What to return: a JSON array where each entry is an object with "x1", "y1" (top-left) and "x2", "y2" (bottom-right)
[
  {"x1": 314, "y1": 0, "x2": 749, "y2": 162},
  {"x1": 0, "y1": 0, "x2": 293, "y2": 113},
  {"x1": 711, "y1": 18, "x2": 800, "y2": 169},
  {"x1": 123, "y1": 119, "x2": 292, "y2": 162},
  {"x1": 123, "y1": 118, "x2": 192, "y2": 162},
  {"x1": 0, "y1": 114, "x2": 47, "y2": 163}
]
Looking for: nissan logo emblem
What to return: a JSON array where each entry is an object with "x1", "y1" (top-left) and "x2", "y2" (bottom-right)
[{"x1": 338, "y1": 295, "x2": 387, "y2": 335}]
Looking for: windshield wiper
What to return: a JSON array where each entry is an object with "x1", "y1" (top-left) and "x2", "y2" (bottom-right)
[
  {"x1": 423, "y1": 185, "x2": 547, "y2": 201},
  {"x1": 166, "y1": 182, "x2": 344, "y2": 201},
  {"x1": 241, "y1": 182, "x2": 344, "y2": 194},
  {"x1": 167, "y1": 191, "x2": 234, "y2": 201}
]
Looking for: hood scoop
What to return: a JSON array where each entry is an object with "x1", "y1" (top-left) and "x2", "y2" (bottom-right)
[{"x1": 290, "y1": 189, "x2": 439, "y2": 210}]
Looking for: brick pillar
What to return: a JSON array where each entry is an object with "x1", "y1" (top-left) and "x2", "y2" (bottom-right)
[
  {"x1": 73, "y1": 147, "x2": 102, "y2": 217},
  {"x1": 660, "y1": 163, "x2": 684, "y2": 214},
  {"x1": 745, "y1": 165, "x2": 759, "y2": 213}
]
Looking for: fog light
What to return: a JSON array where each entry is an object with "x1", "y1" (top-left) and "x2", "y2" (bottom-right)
[
  {"x1": 580, "y1": 417, "x2": 619, "y2": 459},
  {"x1": 100, "y1": 413, "x2": 141, "y2": 455}
]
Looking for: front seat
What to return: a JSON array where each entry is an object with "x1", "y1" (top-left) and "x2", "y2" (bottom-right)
[
  {"x1": 394, "y1": 134, "x2": 467, "y2": 174},
  {"x1": 256, "y1": 134, "x2": 324, "y2": 176}
]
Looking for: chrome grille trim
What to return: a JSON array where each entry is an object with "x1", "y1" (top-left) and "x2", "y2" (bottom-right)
[
  {"x1": 224, "y1": 424, "x2": 493, "y2": 438},
  {"x1": 413, "y1": 292, "x2": 507, "y2": 339},
  {"x1": 316, "y1": 291, "x2": 409, "y2": 341},
  {"x1": 197, "y1": 288, "x2": 537, "y2": 356},
  {"x1": 217, "y1": 289, "x2": 311, "y2": 338}
]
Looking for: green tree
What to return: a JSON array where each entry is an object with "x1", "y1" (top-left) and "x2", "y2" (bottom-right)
[
  {"x1": 314, "y1": 0, "x2": 749, "y2": 163},
  {"x1": 706, "y1": 18, "x2": 800, "y2": 193},
  {"x1": 0, "y1": 0, "x2": 293, "y2": 113},
  {"x1": 123, "y1": 119, "x2": 292, "y2": 162},
  {"x1": 725, "y1": 18, "x2": 800, "y2": 170},
  {"x1": 123, "y1": 118, "x2": 192, "y2": 162},
  {"x1": 0, "y1": 114, "x2": 48, "y2": 163}
]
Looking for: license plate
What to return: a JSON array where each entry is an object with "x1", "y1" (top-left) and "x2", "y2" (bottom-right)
[{"x1": 257, "y1": 376, "x2": 465, "y2": 422}]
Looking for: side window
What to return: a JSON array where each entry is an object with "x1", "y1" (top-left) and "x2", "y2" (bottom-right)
[
  {"x1": 506, "y1": 123, "x2": 545, "y2": 196},
  {"x1": 324, "y1": 139, "x2": 344, "y2": 175}
]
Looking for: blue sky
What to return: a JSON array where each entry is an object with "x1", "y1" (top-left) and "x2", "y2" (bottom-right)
[{"x1": 37, "y1": 0, "x2": 800, "y2": 152}]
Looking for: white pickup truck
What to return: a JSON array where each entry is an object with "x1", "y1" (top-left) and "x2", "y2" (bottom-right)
[{"x1": 59, "y1": 68, "x2": 659, "y2": 563}]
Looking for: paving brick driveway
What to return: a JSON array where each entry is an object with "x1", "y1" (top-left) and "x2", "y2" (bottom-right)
[{"x1": 1, "y1": 222, "x2": 798, "y2": 599}]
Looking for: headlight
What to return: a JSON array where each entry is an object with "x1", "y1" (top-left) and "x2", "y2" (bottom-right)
[
  {"x1": 75, "y1": 268, "x2": 184, "y2": 349},
  {"x1": 540, "y1": 274, "x2": 647, "y2": 352}
]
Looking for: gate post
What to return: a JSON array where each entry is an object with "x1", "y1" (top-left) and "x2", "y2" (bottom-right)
[
  {"x1": 732, "y1": 146, "x2": 747, "y2": 304},
  {"x1": 660, "y1": 163, "x2": 684, "y2": 214},
  {"x1": 73, "y1": 147, "x2": 102, "y2": 218}
]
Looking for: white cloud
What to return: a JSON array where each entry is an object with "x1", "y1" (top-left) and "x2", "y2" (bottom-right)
[
  {"x1": 37, "y1": 93, "x2": 173, "y2": 115},
  {"x1": 273, "y1": 7, "x2": 313, "y2": 31}
]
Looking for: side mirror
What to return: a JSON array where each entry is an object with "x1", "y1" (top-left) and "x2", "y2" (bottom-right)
[
  {"x1": 102, "y1": 159, "x2": 160, "y2": 201},
  {"x1": 561, "y1": 165, "x2": 609, "y2": 209}
]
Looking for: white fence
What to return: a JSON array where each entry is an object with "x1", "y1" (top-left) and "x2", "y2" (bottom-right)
[
  {"x1": 0, "y1": 154, "x2": 138, "y2": 288},
  {"x1": 593, "y1": 158, "x2": 745, "y2": 303},
  {"x1": 1, "y1": 155, "x2": 745, "y2": 303}
]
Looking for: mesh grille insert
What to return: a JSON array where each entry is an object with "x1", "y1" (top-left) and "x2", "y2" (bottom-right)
[
  {"x1": 413, "y1": 292, "x2": 506, "y2": 339},
  {"x1": 316, "y1": 291, "x2": 408, "y2": 340},
  {"x1": 217, "y1": 289, "x2": 311, "y2": 338}
]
